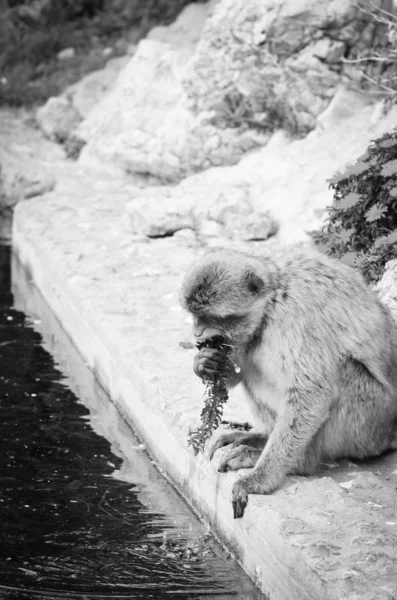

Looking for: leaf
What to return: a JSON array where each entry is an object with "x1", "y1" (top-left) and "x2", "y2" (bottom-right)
[
  {"x1": 381, "y1": 159, "x2": 397, "y2": 177},
  {"x1": 373, "y1": 234, "x2": 392, "y2": 249},
  {"x1": 379, "y1": 137, "x2": 396, "y2": 149},
  {"x1": 337, "y1": 192, "x2": 361, "y2": 210},
  {"x1": 327, "y1": 160, "x2": 369, "y2": 185},
  {"x1": 327, "y1": 171, "x2": 346, "y2": 185},
  {"x1": 338, "y1": 228, "x2": 355, "y2": 242},
  {"x1": 389, "y1": 187, "x2": 397, "y2": 197},
  {"x1": 385, "y1": 229, "x2": 397, "y2": 244},
  {"x1": 365, "y1": 204, "x2": 388, "y2": 222},
  {"x1": 344, "y1": 161, "x2": 370, "y2": 177},
  {"x1": 340, "y1": 252, "x2": 359, "y2": 267}
]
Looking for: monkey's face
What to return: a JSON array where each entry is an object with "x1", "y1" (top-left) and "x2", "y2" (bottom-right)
[{"x1": 181, "y1": 252, "x2": 267, "y2": 350}]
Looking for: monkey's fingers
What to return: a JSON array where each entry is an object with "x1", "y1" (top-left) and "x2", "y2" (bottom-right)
[
  {"x1": 232, "y1": 479, "x2": 249, "y2": 519},
  {"x1": 218, "y1": 445, "x2": 260, "y2": 472},
  {"x1": 209, "y1": 431, "x2": 246, "y2": 460},
  {"x1": 194, "y1": 356, "x2": 223, "y2": 380}
]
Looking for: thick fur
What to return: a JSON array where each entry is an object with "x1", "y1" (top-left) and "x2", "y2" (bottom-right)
[{"x1": 181, "y1": 245, "x2": 397, "y2": 518}]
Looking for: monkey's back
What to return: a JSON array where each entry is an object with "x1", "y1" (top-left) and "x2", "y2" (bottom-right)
[{"x1": 256, "y1": 246, "x2": 397, "y2": 397}]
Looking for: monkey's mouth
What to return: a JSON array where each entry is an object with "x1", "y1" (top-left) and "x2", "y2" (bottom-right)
[{"x1": 196, "y1": 335, "x2": 232, "y2": 351}]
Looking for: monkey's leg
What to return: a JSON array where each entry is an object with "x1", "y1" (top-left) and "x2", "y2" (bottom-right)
[
  {"x1": 209, "y1": 431, "x2": 269, "y2": 460},
  {"x1": 295, "y1": 359, "x2": 397, "y2": 471},
  {"x1": 231, "y1": 384, "x2": 332, "y2": 518}
]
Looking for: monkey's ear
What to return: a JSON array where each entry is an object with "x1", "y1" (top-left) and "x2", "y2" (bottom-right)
[{"x1": 243, "y1": 271, "x2": 265, "y2": 295}]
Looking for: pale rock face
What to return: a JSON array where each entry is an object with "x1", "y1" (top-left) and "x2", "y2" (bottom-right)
[
  {"x1": 75, "y1": 0, "x2": 387, "y2": 182},
  {"x1": 147, "y1": 0, "x2": 220, "y2": 52},
  {"x1": 183, "y1": 0, "x2": 384, "y2": 134},
  {"x1": 64, "y1": 55, "x2": 132, "y2": 118},
  {"x1": 125, "y1": 169, "x2": 278, "y2": 242},
  {"x1": 376, "y1": 260, "x2": 397, "y2": 324},
  {"x1": 125, "y1": 88, "x2": 397, "y2": 245},
  {"x1": 36, "y1": 97, "x2": 82, "y2": 143}
]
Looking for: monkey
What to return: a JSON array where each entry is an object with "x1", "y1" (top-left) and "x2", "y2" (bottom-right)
[{"x1": 180, "y1": 245, "x2": 397, "y2": 518}]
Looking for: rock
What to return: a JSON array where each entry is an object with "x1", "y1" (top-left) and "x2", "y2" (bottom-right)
[
  {"x1": 64, "y1": 55, "x2": 131, "y2": 118},
  {"x1": 124, "y1": 88, "x2": 397, "y2": 245},
  {"x1": 376, "y1": 259, "x2": 397, "y2": 324},
  {"x1": 36, "y1": 97, "x2": 82, "y2": 143},
  {"x1": 76, "y1": 0, "x2": 387, "y2": 182},
  {"x1": 77, "y1": 37, "x2": 270, "y2": 180},
  {"x1": 229, "y1": 211, "x2": 278, "y2": 241},
  {"x1": 57, "y1": 47, "x2": 75, "y2": 60},
  {"x1": 147, "y1": 0, "x2": 220, "y2": 52},
  {"x1": 23, "y1": 175, "x2": 55, "y2": 199},
  {"x1": 125, "y1": 169, "x2": 277, "y2": 242},
  {"x1": 249, "y1": 91, "x2": 397, "y2": 244},
  {"x1": 183, "y1": 0, "x2": 387, "y2": 135}
]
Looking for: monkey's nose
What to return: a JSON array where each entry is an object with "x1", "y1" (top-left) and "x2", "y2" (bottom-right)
[{"x1": 193, "y1": 326, "x2": 220, "y2": 340}]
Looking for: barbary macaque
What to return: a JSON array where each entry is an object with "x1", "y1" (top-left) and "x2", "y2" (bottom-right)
[{"x1": 181, "y1": 246, "x2": 397, "y2": 518}]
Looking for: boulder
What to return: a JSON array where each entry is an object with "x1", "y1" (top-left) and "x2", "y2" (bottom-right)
[
  {"x1": 77, "y1": 39, "x2": 269, "y2": 180},
  {"x1": 376, "y1": 260, "x2": 397, "y2": 324},
  {"x1": 125, "y1": 89, "x2": 397, "y2": 245},
  {"x1": 36, "y1": 97, "x2": 82, "y2": 143},
  {"x1": 64, "y1": 55, "x2": 132, "y2": 118},
  {"x1": 76, "y1": 0, "x2": 388, "y2": 181},
  {"x1": 147, "y1": 0, "x2": 219, "y2": 52},
  {"x1": 125, "y1": 166, "x2": 278, "y2": 242},
  {"x1": 183, "y1": 0, "x2": 388, "y2": 134}
]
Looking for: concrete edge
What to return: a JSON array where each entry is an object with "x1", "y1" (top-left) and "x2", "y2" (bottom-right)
[{"x1": 12, "y1": 212, "x2": 328, "y2": 600}]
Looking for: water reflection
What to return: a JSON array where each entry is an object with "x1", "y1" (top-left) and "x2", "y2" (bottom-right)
[{"x1": 0, "y1": 245, "x2": 264, "y2": 600}]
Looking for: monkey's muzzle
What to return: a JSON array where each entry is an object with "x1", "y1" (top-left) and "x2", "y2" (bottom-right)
[{"x1": 195, "y1": 335, "x2": 228, "y2": 351}]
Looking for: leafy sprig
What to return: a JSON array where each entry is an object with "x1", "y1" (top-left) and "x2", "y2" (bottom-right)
[{"x1": 188, "y1": 337, "x2": 233, "y2": 456}]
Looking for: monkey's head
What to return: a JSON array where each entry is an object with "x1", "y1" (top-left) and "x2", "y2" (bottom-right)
[{"x1": 181, "y1": 249, "x2": 275, "y2": 349}]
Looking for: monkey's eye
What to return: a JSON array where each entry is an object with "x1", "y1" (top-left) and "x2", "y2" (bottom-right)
[{"x1": 222, "y1": 314, "x2": 243, "y2": 325}]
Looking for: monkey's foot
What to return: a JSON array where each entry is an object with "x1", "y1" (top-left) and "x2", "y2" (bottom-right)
[
  {"x1": 232, "y1": 474, "x2": 257, "y2": 519},
  {"x1": 231, "y1": 473, "x2": 274, "y2": 519},
  {"x1": 209, "y1": 432, "x2": 267, "y2": 460},
  {"x1": 218, "y1": 444, "x2": 261, "y2": 473}
]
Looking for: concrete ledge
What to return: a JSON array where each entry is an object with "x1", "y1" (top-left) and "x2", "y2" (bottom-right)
[{"x1": 12, "y1": 190, "x2": 397, "y2": 600}]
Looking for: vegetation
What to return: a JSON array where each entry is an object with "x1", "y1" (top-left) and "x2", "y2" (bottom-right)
[
  {"x1": 188, "y1": 337, "x2": 233, "y2": 455},
  {"x1": 344, "y1": 2, "x2": 397, "y2": 103},
  {"x1": 0, "y1": 0, "x2": 206, "y2": 107},
  {"x1": 313, "y1": 130, "x2": 397, "y2": 284}
]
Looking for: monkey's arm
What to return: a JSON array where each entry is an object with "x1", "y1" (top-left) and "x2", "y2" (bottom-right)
[
  {"x1": 193, "y1": 347, "x2": 243, "y2": 389},
  {"x1": 232, "y1": 383, "x2": 334, "y2": 518}
]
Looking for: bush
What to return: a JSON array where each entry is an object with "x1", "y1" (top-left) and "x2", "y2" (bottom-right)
[
  {"x1": 312, "y1": 129, "x2": 397, "y2": 284},
  {"x1": 344, "y1": 2, "x2": 397, "y2": 102}
]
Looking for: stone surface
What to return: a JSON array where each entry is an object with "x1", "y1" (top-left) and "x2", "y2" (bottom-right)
[
  {"x1": 13, "y1": 182, "x2": 397, "y2": 599},
  {"x1": 77, "y1": 37, "x2": 268, "y2": 181},
  {"x1": 36, "y1": 97, "x2": 82, "y2": 142},
  {"x1": 147, "y1": 0, "x2": 219, "y2": 52},
  {"x1": 376, "y1": 259, "x2": 397, "y2": 323},
  {"x1": 0, "y1": 109, "x2": 65, "y2": 216},
  {"x1": 183, "y1": 0, "x2": 387, "y2": 134},
  {"x1": 125, "y1": 176, "x2": 278, "y2": 241},
  {"x1": 64, "y1": 55, "x2": 132, "y2": 118},
  {"x1": 76, "y1": 0, "x2": 390, "y2": 181},
  {"x1": 124, "y1": 89, "x2": 397, "y2": 245},
  {"x1": 57, "y1": 47, "x2": 75, "y2": 60}
]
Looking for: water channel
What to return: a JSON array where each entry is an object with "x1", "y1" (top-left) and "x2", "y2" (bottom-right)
[{"x1": 0, "y1": 244, "x2": 264, "y2": 600}]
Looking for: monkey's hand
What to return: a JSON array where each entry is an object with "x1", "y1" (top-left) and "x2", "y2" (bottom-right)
[
  {"x1": 209, "y1": 431, "x2": 267, "y2": 460},
  {"x1": 193, "y1": 347, "x2": 242, "y2": 387}
]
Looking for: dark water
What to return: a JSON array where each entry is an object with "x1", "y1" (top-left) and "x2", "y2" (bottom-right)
[{"x1": 0, "y1": 245, "x2": 263, "y2": 600}]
